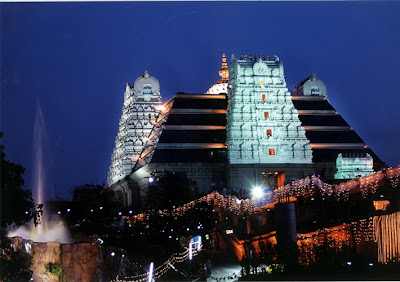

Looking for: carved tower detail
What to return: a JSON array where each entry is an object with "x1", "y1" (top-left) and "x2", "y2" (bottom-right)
[
  {"x1": 206, "y1": 53, "x2": 229, "y2": 94},
  {"x1": 227, "y1": 55, "x2": 312, "y2": 164},
  {"x1": 108, "y1": 71, "x2": 163, "y2": 186}
]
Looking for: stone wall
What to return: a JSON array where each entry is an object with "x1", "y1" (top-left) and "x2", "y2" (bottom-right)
[
  {"x1": 61, "y1": 243, "x2": 100, "y2": 281},
  {"x1": 9, "y1": 236, "x2": 124, "y2": 281}
]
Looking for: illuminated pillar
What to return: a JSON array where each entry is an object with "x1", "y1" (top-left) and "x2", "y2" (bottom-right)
[
  {"x1": 219, "y1": 208, "x2": 224, "y2": 223},
  {"x1": 262, "y1": 211, "x2": 268, "y2": 225},
  {"x1": 148, "y1": 262, "x2": 154, "y2": 282},
  {"x1": 277, "y1": 172, "x2": 286, "y2": 188},
  {"x1": 197, "y1": 236, "x2": 202, "y2": 251},
  {"x1": 233, "y1": 214, "x2": 238, "y2": 226},
  {"x1": 189, "y1": 243, "x2": 193, "y2": 260},
  {"x1": 246, "y1": 215, "x2": 252, "y2": 234}
]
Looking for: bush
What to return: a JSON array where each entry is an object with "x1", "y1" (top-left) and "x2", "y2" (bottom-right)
[{"x1": 46, "y1": 262, "x2": 63, "y2": 276}]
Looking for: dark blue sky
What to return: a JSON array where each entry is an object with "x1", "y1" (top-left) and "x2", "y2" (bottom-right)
[{"x1": 1, "y1": 2, "x2": 400, "y2": 200}]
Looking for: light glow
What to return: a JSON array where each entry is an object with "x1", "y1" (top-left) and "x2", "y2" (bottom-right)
[{"x1": 252, "y1": 186, "x2": 263, "y2": 198}]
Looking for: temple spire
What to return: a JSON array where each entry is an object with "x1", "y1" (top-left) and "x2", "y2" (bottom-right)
[{"x1": 218, "y1": 53, "x2": 229, "y2": 84}]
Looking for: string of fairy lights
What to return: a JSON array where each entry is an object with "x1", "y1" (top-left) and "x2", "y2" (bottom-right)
[
  {"x1": 122, "y1": 166, "x2": 400, "y2": 226},
  {"x1": 120, "y1": 241, "x2": 203, "y2": 282},
  {"x1": 122, "y1": 191, "x2": 261, "y2": 225},
  {"x1": 297, "y1": 211, "x2": 400, "y2": 266},
  {"x1": 297, "y1": 223, "x2": 353, "y2": 266}
]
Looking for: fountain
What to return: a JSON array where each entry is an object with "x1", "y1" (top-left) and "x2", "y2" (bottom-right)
[
  {"x1": 7, "y1": 100, "x2": 72, "y2": 243},
  {"x1": 6, "y1": 101, "x2": 124, "y2": 281}
]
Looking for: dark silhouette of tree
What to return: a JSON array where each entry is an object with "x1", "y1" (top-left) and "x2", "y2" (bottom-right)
[
  {"x1": 71, "y1": 184, "x2": 117, "y2": 214},
  {"x1": 0, "y1": 132, "x2": 42, "y2": 229},
  {"x1": 68, "y1": 184, "x2": 118, "y2": 238},
  {"x1": 0, "y1": 132, "x2": 42, "y2": 281},
  {"x1": 145, "y1": 172, "x2": 199, "y2": 210},
  {"x1": 72, "y1": 184, "x2": 104, "y2": 208}
]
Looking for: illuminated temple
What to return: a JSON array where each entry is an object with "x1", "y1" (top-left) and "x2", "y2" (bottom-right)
[{"x1": 108, "y1": 53, "x2": 384, "y2": 208}]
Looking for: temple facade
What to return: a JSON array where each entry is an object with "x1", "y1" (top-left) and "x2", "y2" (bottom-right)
[
  {"x1": 226, "y1": 55, "x2": 312, "y2": 164},
  {"x1": 108, "y1": 53, "x2": 384, "y2": 209},
  {"x1": 107, "y1": 71, "x2": 163, "y2": 187}
]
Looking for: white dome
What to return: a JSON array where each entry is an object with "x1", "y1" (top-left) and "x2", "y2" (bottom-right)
[{"x1": 303, "y1": 74, "x2": 327, "y2": 97}]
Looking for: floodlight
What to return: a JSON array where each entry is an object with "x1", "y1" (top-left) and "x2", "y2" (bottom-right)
[{"x1": 252, "y1": 186, "x2": 263, "y2": 198}]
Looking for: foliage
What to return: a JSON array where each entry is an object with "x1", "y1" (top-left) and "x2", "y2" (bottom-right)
[
  {"x1": 45, "y1": 261, "x2": 63, "y2": 276},
  {"x1": 179, "y1": 236, "x2": 187, "y2": 249},
  {"x1": 0, "y1": 132, "x2": 42, "y2": 229},
  {"x1": 0, "y1": 235, "x2": 33, "y2": 281}
]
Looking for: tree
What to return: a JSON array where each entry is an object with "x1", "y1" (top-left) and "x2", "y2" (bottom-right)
[
  {"x1": 68, "y1": 184, "x2": 118, "y2": 237},
  {"x1": 71, "y1": 183, "x2": 117, "y2": 216},
  {"x1": 0, "y1": 132, "x2": 42, "y2": 229},
  {"x1": 0, "y1": 132, "x2": 42, "y2": 281}
]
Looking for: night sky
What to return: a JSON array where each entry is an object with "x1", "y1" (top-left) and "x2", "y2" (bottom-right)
[{"x1": 1, "y1": 2, "x2": 400, "y2": 200}]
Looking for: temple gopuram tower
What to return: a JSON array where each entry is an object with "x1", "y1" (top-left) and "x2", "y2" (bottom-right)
[
  {"x1": 226, "y1": 55, "x2": 312, "y2": 164},
  {"x1": 108, "y1": 71, "x2": 163, "y2": 186}
]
